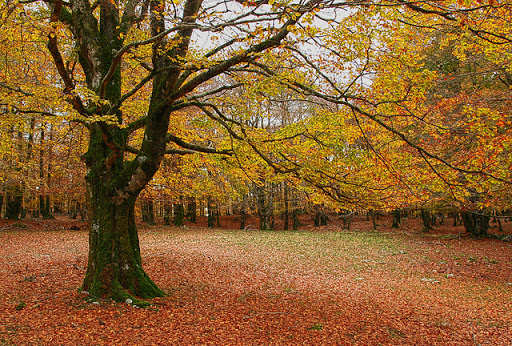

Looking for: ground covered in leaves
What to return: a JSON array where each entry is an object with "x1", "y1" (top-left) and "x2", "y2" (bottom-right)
[{"x1": 1, "y1": 215, "x2": 511, "y2": 345}]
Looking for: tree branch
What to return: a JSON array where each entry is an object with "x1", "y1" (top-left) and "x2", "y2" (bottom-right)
[
  {"x1": 47, "y1": 0, "x2": 88, "y2": 116},
  {"x1": 166, "y1": 133, "x2": 232, "y2": 155}
]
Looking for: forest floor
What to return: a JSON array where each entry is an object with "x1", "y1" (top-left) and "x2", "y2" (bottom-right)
[{"x1": 0, "y1": 214, "x2": 511, "y2": 345}]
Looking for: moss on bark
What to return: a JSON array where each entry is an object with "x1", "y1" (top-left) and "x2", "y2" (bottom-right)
[{"x1": 81, "y1": 181, "x2": 165, "y2": 304}]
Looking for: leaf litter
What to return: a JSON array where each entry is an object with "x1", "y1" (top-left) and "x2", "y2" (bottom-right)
[{"x1": 0, "y1": 216, "x2": 511, "y2": 345}]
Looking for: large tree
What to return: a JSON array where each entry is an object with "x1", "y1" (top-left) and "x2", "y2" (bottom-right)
[{"x1": 41, "y1": 0, "x2": 337, "y2": 302}]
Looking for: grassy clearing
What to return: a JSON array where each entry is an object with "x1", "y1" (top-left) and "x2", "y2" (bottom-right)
[{"x1": 144, "y1": 227, "x2": 512, "y2": 301}]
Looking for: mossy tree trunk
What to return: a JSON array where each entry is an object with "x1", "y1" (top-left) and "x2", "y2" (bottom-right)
[
  {"x1": 79, "y1": 119, "x2": 169, "y2": 301},
  {"x1": 82, "y1": 185, "x2": 164, "y2": 301},
  {"x1": 255, "y1": 183, "x2": 274, "y2": 230},
  {"x1": 420, "y1": 209, "x2": 433, "y2": 232},
  {"x1": 391, "y1": 209, "x2": 401, "y2": 228}
]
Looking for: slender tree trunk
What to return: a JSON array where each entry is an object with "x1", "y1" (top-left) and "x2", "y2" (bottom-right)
[
  {"x1": 369, "y1": 209, "x2": 377, "y2": 230},
  {"x1": 187, "y1": 197, "x2": 197, "y2": 223},
  {"x1": 207, "y1": 198, "x2": 215, "y2": 228},
  {"x1": 291, "y1": 191, "x2": 300, "y2": 230},
  {"x1": 239, "y1": 195, "x2": 247, "y2": 230},
  {"x1": 283, "y1": 182, "x2": 289, "y2": 231}
]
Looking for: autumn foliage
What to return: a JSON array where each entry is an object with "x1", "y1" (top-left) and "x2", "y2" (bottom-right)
[
  {"x1": 1, "y1": 216, "x2": 511, "y2": 344},
  {"x1": 0, "y1": 0, "x2": 511, "y2": 316}
]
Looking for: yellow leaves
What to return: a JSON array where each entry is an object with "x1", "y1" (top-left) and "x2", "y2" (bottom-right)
[{"x1": 286, "y1": 25, "x2": 296, "y2": 33}]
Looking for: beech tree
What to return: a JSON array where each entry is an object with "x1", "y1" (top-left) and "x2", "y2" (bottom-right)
[
  {"x1": 40, "y1": 0, "x2": 343, "y2": 302},
  {"x1": 2, "y1": 0, "x2": 510, "y2": 303}
]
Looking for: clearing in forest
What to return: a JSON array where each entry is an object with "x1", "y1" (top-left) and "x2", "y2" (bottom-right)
[{"x1": 0, "y1": 217, "x2": 511, "y2": 345}]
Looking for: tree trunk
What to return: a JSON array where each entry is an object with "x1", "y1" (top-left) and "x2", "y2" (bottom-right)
[
  {"x1": 283, "y1": 182, "x2": 289, "y2": 231},
  {"x1": 5, "y1": 189, "x2": 22, "y2": 220},
  {"x1": 420, "y1": 209, "x2": 433, "y2": 232},
  {"x1": 391, "y1": 209, "x2": 401, "y2": 228},
  {"x1": 207, "y1": 198, "x2": 215, "y2": 228},
  {"x1": 187, "y1": 197, "x2": 197, "y2": 223},
  {"x1": 173, "y1": 202, "x2": 185, "y2": 226},
  {"x1": 163, "y1": 200, "x2": 172, "y2": 225},
  {"x1": 462, "y1": 211, "x2": 490, "y2": 238},
  {"x1": 369, "y1": 209, "x2": 377, "y2": 230},
  {"x1": 81, "y1": 194, "x2": 164, "y2": 302},
  {"x1": 141, "y1": 199, "x2": 155, "y2": 225},
  {"x1": 39, "y1": 195, "x2": 53, "y2": 219},
  {"x1": 292, "y1": 192, "x2": 300, "y2": 230},
  {"x1": 256, "y1": 184, "x2": 273, "y2": 230}
]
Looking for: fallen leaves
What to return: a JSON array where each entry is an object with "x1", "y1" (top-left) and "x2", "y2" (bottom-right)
[{"x1": 0, "y1": 215, "x2": 511, "y2": 344}]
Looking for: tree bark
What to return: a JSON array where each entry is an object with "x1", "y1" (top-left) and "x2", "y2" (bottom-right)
[
  {"x1": 207, "y1": 198, "x2": 215, "y2": 228},
  {"x1": 391, "y1": 209, "x2": 401, "y2": 228},
  {"x1": 462, "y1": 211, "x2": 490, "y2": 238},
  {"x1": 283, "y1": 182, "x2": 289, "y2": 231},
  {"x1": 255, "y1": 184, "x2": 273, "y2": 230},
  {"x1": 5, "y1": 188, "x2": 22, "y2": 220},
  {"x1": 173, "y1": 202, "x2": 185, "y2": 226},
  {"x1": 141, "y1": 199, "x2": 156, "y2": 225},
  {"x1": 369, "y1": 209, "x2": 377, "y2": 230},
  {"x1": 187, "y1": 197, "x2": 197, "y2": 223},
  {"x1": 163, "y1": 200, "x2": 172, "y2": 225},
  {"x1": 420, "y1": 209, "x2": 433, "y2": 232},
  {"x1": 81, "y1": 193, "x2": 164, "y2": 302}
]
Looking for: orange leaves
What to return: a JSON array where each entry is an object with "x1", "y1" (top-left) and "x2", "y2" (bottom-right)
[{"x1": 2, "y1": 218, "x2": 512, "y2": 344}]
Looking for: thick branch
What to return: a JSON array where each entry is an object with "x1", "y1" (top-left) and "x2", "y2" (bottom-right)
[
  {"x1": 166, "y1": 133, "x2": 232, "y2": 155},
  {"x1": 47, "y1": 0, "x2": 87, "y2": 116}
]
